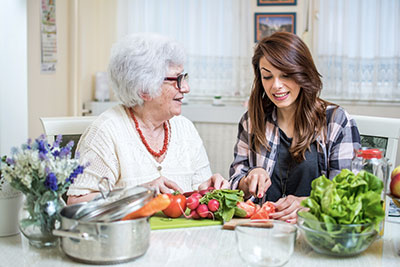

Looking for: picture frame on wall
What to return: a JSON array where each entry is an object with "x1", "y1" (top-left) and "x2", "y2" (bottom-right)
[
  {"x1": 257, "y1": 0, "x2": 297, "y2": 6},
  {"x1": 254, "y1": 12, "x2": 296, "y2": 42}
]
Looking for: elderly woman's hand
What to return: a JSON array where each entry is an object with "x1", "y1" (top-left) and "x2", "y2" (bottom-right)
[
  {"x1": 198, "y1": 173, "x2": 230, "y2": 190},
  {"x1": 269, "y1": 195, "x2": 308, "y2": 224},
  {"x1": 143, "y1": 176, "x2": 183, "y2": 194},
  {"x1": 239, "y1": 168, "x2": 271, "y2": 199}
]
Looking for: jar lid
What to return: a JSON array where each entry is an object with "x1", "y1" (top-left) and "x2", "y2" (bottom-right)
[
  {"x1": 72, "y1": 185, "x2": 155, "y2": 222},
  {"x1": 356, "y1": 148, "x2": 383, "y2": 159}
]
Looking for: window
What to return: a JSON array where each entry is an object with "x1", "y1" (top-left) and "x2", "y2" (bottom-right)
[
  {"x1": 117, "y1": 0, "x2": 253, "y2": 98},
  {"x1": 317, "y1": 0, "x2": 400, "y2": 102}
]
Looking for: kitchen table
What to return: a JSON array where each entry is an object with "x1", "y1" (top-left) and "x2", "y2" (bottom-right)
[{"x1": 1, "y1": 219, "x2": 399, "y2": 267}]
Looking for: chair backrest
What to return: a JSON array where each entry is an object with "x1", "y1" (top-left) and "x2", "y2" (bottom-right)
[
  {"x1": 352, "y1": 115, "x2": 400, "y2": 167},
  {"x1": 40, "y1": 116, "x2": 97, "y2": 157}
]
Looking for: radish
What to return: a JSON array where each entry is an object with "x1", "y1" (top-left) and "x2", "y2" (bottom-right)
[
  {"x1": 183, "y1": 190, "x2": 198, "y2": 197},
  {"x1": 187, "y1": 195, "x2": 200, "y2": 210},
  {"x1": 189, "y1": 210, "x2": 200, "y2": 219},
  {"x1": 207, "y1": 199, "x2": 220, "y2": 212},
  {"x1": 199, "y1": 189, "x2": 209, "y2": 196},
  {"x1": 191, "y1": 192, "x2": 202, "y2": 199},
  {"x1": 196, "y1": 204, "x2": 209, "y2": 218}
]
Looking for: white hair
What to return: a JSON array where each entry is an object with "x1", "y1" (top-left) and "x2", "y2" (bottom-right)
[{"x1": 108, "y1": 33, "x2": 186, "y2": 107}]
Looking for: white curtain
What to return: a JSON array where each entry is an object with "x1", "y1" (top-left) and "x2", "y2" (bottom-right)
[
  {"x1": 317, "y1": 0, "x2": 400, "y2": 101},
  {"x1": 117, "y1": 0, "x2": 253, "y2": 98}
]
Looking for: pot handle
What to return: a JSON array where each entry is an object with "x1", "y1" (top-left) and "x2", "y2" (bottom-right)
[
  {"x1": 53, "y1": 229, "x2": 95, "y2": 241},
  {"x1": 98, "y1": 177, "x2": 112, "y2": 199}
]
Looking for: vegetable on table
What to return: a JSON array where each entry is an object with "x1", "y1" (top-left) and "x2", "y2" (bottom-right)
[
  {"x1": 199, "y1": 189, "x2": 244, "y2": 222},
  {"x1": 162, "y1": 192, "x2": 187, "y2": 218},
  {"x1": 250, "y1": 202, "x2": 275, "y2": 220},
  {"x1": 186, "y1": 195, "x2": 200, "y2": 210},
  {"x1": 121, "y1": 194, "x2": 171, "y2": 220},
  {"x1": 235, "y1": 200, "x2": 276, "y2": 219},
  {"x1": 299, "y1": 169, "x2": 385, "y2": 254}
]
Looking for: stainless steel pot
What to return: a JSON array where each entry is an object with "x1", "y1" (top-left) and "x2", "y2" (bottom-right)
[{"x1": 54, "y1": 202, "x2": 150, "y2": 265}]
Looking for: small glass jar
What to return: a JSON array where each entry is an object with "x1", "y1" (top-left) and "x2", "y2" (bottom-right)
[{"x1": 352, "y1": 148, "x2": 390, "y2": 235}]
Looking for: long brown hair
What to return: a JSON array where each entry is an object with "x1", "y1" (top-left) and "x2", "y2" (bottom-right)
[{"x1": 249, "y1": 32, "x2": 333, "y2": 162}]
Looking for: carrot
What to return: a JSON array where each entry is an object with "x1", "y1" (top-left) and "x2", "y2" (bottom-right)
[{"x1": 121, "y1": 194, "x2": 171, "y2": 220}]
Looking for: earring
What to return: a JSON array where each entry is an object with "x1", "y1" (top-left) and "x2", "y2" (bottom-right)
[{"x1": 262, "y1": 92, "x2": 266, "y2": 99}]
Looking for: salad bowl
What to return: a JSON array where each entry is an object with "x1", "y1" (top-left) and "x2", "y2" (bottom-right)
[{"x1": 297, "y1": 211, "x2": 378, "y2": 256}]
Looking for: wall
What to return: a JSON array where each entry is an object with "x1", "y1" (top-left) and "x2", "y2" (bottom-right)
[
  {"x1": 73, "y1": 0, "x2": 118, "y2": 114},
  {"x1": 27, "y1": 0, "x2": 117, "y2": 138},
  {"x1": 0, "y1": 0, "x2": 28, "y2": 155},
  {"x1": 27, "y1": 0, "x2": 70, "y2": 139}
]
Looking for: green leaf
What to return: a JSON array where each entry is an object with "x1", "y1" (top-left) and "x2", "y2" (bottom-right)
[{"x1": 222, "y1": 207, "x2": 235, "y2": 222}]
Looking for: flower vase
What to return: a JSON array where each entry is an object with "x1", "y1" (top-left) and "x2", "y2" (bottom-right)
[{"x1": 19, "y1": 194, "x2": 65, "y2": 248}]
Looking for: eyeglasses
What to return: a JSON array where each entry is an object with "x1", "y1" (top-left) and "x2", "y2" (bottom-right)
[{"x1": 164, "y1": 73, "x2": 189, "y2": 90}]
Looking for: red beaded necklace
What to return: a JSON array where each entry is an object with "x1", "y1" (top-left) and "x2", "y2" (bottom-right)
[{"x1": 129, "y1": 108, "x2": 169, "y2": 158}]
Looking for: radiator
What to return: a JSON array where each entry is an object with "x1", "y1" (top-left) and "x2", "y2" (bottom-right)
[
  {"x1": 193, "y1": 122, "x2": 239, "y2": 179},
  {"x1": 181, "y1": 104, "x2": 246, "y2": 180}
]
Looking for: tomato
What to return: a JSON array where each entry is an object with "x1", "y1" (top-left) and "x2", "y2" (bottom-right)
[
  {"x1": 162, "y1": 193, "x2": 187, "y2": 218},
  {"x1": 261, "y1": 202, "x2": 276, "y2": 214},
  {"x1": 250, "y1": 201, "x2": 275, "y2": 220},
  {"x1": 250, "y1": 209, "x2": 270, "y2": 220}
]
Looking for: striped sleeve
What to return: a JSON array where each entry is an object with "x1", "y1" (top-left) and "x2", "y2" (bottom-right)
[
  {"x1": 326, "y1": 106, "x2": 361, "y2": 179},
  {"x1": 229, "y1": 113, "x2": 251, "y2": 189}
]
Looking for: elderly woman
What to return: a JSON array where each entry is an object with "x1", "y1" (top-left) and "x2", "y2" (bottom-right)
[
  {"x1": 229, "y1": 32, "x2": 360, "y2": 223},
  {"x1": 67, "y1": 33, "x2": 229, "y2": 204}
]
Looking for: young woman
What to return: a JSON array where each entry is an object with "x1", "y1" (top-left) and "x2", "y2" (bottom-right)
[{"x1": 229, "y1": 32, "x2": 360, "y2": 223}]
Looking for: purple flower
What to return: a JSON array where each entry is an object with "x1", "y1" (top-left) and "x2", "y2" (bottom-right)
[
  {"x1": 59, "y1": 140, "x2": 74, "y2": 158},
  {"x1": 6, "y1": 158, "x2": 15, "y2": 165},
  {"x1": 44, "y1": 173, "x2": 58, "y2": 191},
  {"x1": 39, "y1": 151, "x2": 48, "y2": 161},
  {"x1": 27, "y1": 138, "x2": 32, "y2": 149},
  {"x1": 54, "y1": 135, "x2": 63, "y2": 147},
  {"x1": 66, "y1": 165, "x2": 84, "y2": 183},
  {"x1": 36, "y1": 139, "x2": 48, "y2": 155}
]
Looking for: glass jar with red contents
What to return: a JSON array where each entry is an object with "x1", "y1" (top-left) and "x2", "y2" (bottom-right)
[{"x1": 352, "y1": 148, "x2": 390, "y2": 235}]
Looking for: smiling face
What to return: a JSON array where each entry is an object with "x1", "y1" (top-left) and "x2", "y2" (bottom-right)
[
  {"x1": 147, "y1": 64, "x2": 190, "y2": 120},
  {"x1": 259, "y1": 56, "x2": 301, "y2": 112}
]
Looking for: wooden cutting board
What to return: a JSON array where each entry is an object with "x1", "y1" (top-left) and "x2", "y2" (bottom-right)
[
  {"x1": 222, "y1": 218, "x2": 274, "y2": 230},
  {"x1": 222, "y1": 218, "x2": 251, "y2": 230}
]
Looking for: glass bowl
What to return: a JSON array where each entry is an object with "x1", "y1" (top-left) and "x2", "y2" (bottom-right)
[
  {"x1": 297, "y1": 211, "x2": 378, "y2": 256},
  {"x1": 235, "y1": 220, "x2": 297, "y2": 267}
]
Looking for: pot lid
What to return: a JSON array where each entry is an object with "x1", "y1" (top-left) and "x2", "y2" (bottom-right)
[{"x1": 72, "y1": 182, "x2": 154, "y2": 222}]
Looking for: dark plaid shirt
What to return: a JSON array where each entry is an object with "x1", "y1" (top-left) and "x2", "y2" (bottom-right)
[{"x1": 229, "y1": 105, "x2": 361, "y2": 203}]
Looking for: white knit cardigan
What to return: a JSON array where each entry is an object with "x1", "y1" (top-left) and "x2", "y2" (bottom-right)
[{"x1": 67, "y1": 105, "x2": 212, "y2": 196}]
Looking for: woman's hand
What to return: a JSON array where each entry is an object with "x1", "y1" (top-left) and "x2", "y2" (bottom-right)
[
  {"x1": 239, "y1": 168, "x2": 271, "y2": 199},
  {"x1": 199, "y1": 173, "x2": 230, "y2": 190},
  {"x1": 142, "y1": 176, "x2": 183, "y2": 194},
  {"x1": 269, "y1": 195, "x2": 308, "y2": 223},
  {"x1": 67, "y1": 192, "x2": 100, "y2": 205}
]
